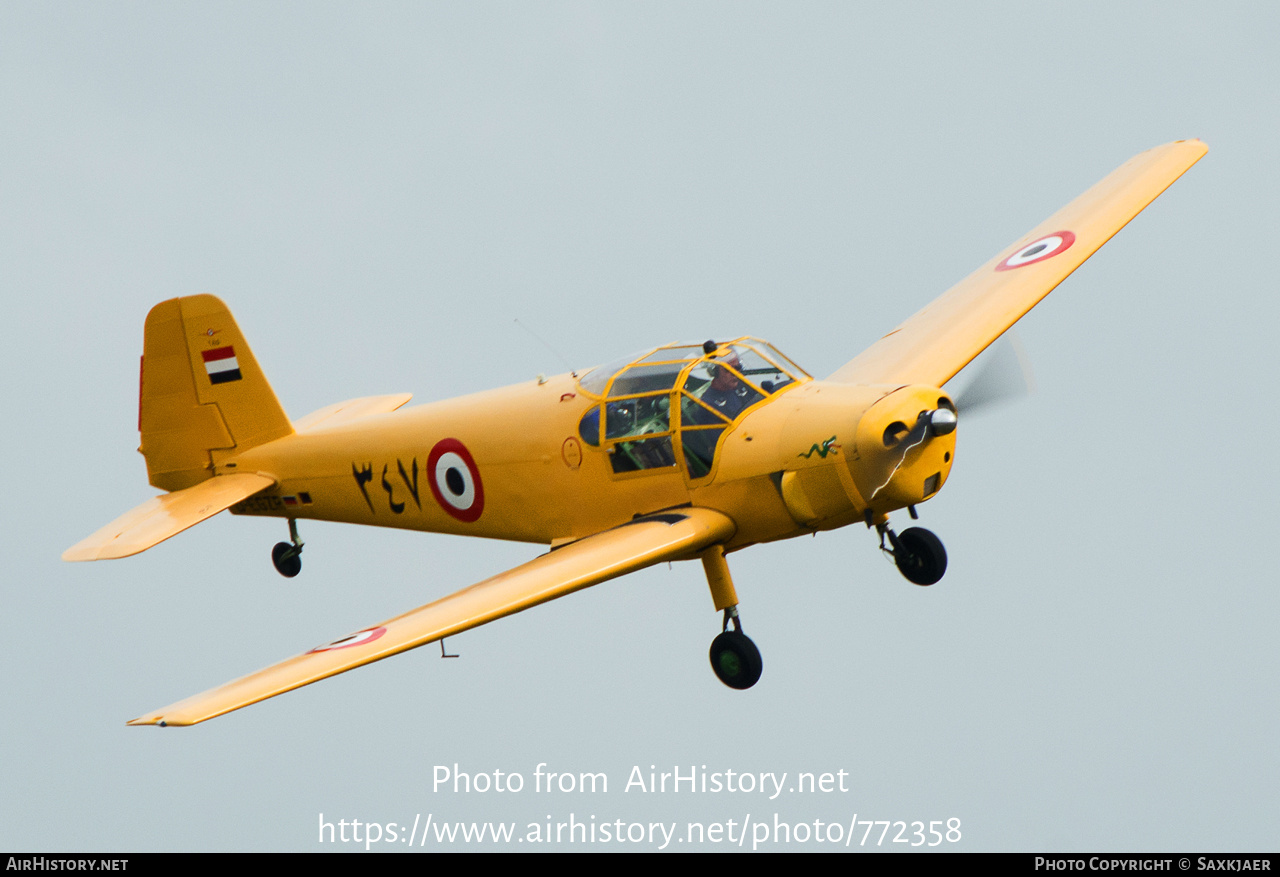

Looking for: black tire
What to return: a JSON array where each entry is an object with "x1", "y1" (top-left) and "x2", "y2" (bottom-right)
[
  {"x1": 894, "y1": 527, "x2": 946, "y2": 586},
  {"x1": 709, "y1": 630, "x2": 763, "y2": 689},
  {"x1": 272, "y1": 542, "x2": 302, "y2": 578}
]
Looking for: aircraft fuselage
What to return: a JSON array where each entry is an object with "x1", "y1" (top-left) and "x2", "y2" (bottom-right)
[{"x1": 227, "y1": 369, "x2": 956, "y2": 552}]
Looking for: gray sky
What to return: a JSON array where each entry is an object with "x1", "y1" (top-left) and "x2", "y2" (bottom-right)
[{"x1": 4, "y1": 2, "x2": 1276, "y2": 852}]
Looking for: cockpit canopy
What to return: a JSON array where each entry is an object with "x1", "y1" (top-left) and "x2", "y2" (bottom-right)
[{"x1": 575, "y1": 339, "x2": 810, "y2": 479}]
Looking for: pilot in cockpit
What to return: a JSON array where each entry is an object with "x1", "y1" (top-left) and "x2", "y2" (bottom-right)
[{"x1": 694, "y1": 342, "x2": 760, "y2": 422}]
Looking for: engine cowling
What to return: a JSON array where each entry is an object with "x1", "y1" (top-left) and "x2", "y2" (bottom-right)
[{"x1": 850, "y1": 385, "x2": 957, "y2": 514}]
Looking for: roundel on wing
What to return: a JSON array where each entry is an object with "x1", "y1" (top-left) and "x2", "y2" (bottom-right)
[
  {"x1": 428, "y1": 438, "x2": 485, "y2": 522},
  {"x1": 996, "y1": 231, "x2": 1077, "y2": 271},
  {"x1": 310, "y1": 627, "x2": 387, "y2": 653}
]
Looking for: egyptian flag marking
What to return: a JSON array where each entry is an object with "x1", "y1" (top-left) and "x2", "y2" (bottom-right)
[{"x1": 202, "y1": 345, "x2": 242, "y2": 384}]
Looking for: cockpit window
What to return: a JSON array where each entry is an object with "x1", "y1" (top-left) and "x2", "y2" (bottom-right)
[
  {"x1": 603, "y1": 389, "x2": 674, "y2": 473},
  {"x1": 577, "y1": 353, "x2": 644, "y2": 396},
  {"x1": 636, "y1": 345, "x2": 705, "y2": 365},
  {"x1": 574, "y1": 337, "x2": 809, "y2": 479},
  {"x1": 681, "y1": 427, "x2": 724, "y2": 479},
  {"x1": 607, "y1": 362, "x2": 687, "y2": 397},
  {"x1": 757, "y1": 343, "x2": 808, "y2": 380},
  {"x1": 725, "y1": 345, "x2": 793, "y2": 394},
  {"x1": 578, "y1": 406, "x2": 601, "y2": 446},
  {"x1": 680, "y1": 356, "x2": 764, "y2": 423},
  {"x1": 605, "y1": 395, "x2": 670, "y2": 439},
  {"x1": 608, "y1": 435, "x2": 676, "y2": 473}
]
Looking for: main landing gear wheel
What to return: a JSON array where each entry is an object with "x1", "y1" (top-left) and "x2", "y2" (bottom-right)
[
  {"x1": 271, "y1": 518, "x2": 304, "y2": 578},
  {"x1": 892, "y1": 526, "x2": 947, "y2": 586},
  {"x1": 271, "y1": 542, "x2": 301, "y2": 578},
  {"x1": 710, "y1": 628, "x2": 763, "y2": 690}
]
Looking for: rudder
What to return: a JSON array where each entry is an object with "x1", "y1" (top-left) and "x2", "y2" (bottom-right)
[{"x1": 140, "y1": 295, "x2": 292, "y2": 491}]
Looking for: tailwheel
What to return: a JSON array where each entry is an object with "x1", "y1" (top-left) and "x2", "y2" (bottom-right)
[
  {"x1": 890, "y1": 526, "x2": 947, "y2": 586},
  {"x1": 271, "y1": 518, "x2": 304, "y2": 578},
  {"x1": 710, "y1": 616, "x2": 763, "y2": 690}
]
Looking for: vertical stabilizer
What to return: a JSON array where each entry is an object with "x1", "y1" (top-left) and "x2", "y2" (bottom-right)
[{"x1": 140, "y1": 295, "x2": 293, "y2": 491}]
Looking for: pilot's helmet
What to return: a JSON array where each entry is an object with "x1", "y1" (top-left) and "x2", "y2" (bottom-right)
[{"x1": 709, "y1": 350, "x2": 742, "y2": 392}]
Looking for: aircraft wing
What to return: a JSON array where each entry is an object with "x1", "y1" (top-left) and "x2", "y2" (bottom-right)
[
  {"x1": 828, "y1": 139, "x2": 1207, "y2": 388},
  {"x1": 128, "y1": 508, "x2": 736, "y2": 726},
  {"x1": 63, "y1": 473, "x2": 276, "y2": 561}
]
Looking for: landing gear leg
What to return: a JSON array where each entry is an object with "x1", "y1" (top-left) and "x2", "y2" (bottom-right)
[
  {"x1": 271, "y1": 518, "x2": 304, "y2": 578},
  {"x1": 878, "y1": 521, "x2": 947, "y2": 586},
  {"x1": 702, "y1": 546, "x2": 763, "y2": 689}
]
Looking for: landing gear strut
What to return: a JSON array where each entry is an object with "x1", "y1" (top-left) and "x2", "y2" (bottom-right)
[
  {"x1": 878, "y1": 522, "x2": 947, "y2": 586},
  {"x1": 271, "y1": 518, "x2": 304, "y2": 578},
  {"x1": 702, "y1": 546, "x2": 763, "y2": 690}
]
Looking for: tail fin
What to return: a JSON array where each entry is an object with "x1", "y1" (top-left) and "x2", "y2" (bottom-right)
[{"x1": 140, "y1": 295, "x2": 293, "y2": 491}]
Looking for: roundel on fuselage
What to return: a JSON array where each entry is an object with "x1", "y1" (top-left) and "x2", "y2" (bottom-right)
[{"x1": 428, "y1": 438, "x2": 485, "y2": 522}]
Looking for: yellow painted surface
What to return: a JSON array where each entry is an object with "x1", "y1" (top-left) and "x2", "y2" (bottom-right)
[
  {"x1": 700, "y1": 545, "x2": 739, "y2": 612},
  {"x1": 128, "y1": 509, "x2": 735, "y2": 726},
  {"x1": 829, "y1": 140, "x2": 1208, "y2": 388},
  {"x1": 293, "y1": 393, "x2": 414, "y2": 432},
  {"x1": 140, "y1": 295, "x2": 292, "y2": 491},
  {"x1": 62, "y1": 473, "x2": 275, "y2": 561}
]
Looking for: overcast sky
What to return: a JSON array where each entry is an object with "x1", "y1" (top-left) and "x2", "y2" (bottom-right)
[{"x1": 3, "y1": 2, "x2": 1276, "y2": 852}]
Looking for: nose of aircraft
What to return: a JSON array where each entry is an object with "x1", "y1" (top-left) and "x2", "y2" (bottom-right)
[{"x1": 851, "y1": 386, "x2": 958, "y2": 513}]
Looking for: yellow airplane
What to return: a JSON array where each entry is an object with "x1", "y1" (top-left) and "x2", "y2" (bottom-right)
[{"x1": 65, "y1": 140, "x2": 1207, "y2": 726}]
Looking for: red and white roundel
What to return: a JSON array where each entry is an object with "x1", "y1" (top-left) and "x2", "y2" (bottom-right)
[
  {"x1": 428, "y1": 438, "x2": 485, "y2": 522},
  {"x1": 996, "y1": 230, "x2": 1076, "y2": 271},
  {"x1": 310, "y1": 627, "x2": 387, "y2": 653}
]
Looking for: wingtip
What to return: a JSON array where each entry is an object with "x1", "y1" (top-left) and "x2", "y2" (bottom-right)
[
  {"x1": 127, "y1": 715, "x2": 171, "y2": 727},
  {"x1": 62, "y1": 540, "x2": 104, "y2": 562}
]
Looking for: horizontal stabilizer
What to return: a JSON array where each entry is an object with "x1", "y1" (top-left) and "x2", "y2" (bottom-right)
[
  {"x1": 293, "y1": 393, "x2": 414, "y2": 432},
  {"x1": 128, "y1": 507, "x2": 736, "y2": 725},
  {"x1": 63, "y1": 473, "x2": 276, "y2": 562}
]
